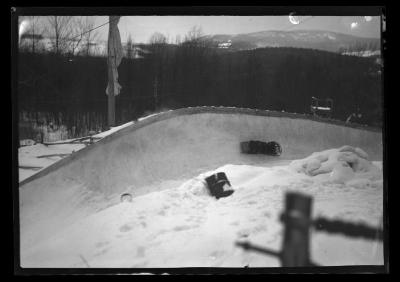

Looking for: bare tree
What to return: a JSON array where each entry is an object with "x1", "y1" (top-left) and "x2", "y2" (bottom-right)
[
  {"x1": 45, "y1": 16, "x2": 73, "y2": 54},
  {"x1": 182, "y1": 25, "x2": 212, "y2": 48},
  {"x1": 31, "y1": 16, "x2": 43, "y2": 53},
  {"x1": 80, "y1": 16, "x2": 98, "y2": 56},
  {"x1": 165, "y1": 33, "x2": 171, "y2": 44},
  {"x1": 184, "y1": 25, "x2": 204, "y2": 43},
  {"x1": 149, "y1": 32, "x2": 167, "y2": 45},
  {"x1": 125, "y1": 34, "x2": 134, "y2": 59},
  {"x1": 63, "y1": 16, "x2": 98, "y2": 57},
  {"x1": 148, "y1": 32, "x2": 168, "y2": 110},
  {"x1": 175, "y1": 34, "x2": 182, "y2": 45},
  {"x1": 67, "y1": 17, "x2": 85, "y2": 56}
]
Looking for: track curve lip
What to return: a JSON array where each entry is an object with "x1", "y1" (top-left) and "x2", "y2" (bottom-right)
[{"x1": 18, "y1": 106, "x2": 382, "y2": 188}]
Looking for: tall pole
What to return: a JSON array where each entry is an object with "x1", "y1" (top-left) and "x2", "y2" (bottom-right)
[
  {"x1": 154, "y1": 75, "x2": 158, "y2": 110},
  {"x1": 107, "y1": 60, "x2": 115, "y2": 127},
  {"x1": 107, "y1": 92, "x2": 115, "y2": 127}
]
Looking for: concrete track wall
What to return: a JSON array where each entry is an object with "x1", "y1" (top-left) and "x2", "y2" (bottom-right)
[{"x1": 19, "y1": 107, "x2": 382, "y2": 196}]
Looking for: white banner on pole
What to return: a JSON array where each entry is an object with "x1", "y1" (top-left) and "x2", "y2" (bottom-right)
[{"x1": 106, "y1": 16, "x2": 124, "y2": 96}]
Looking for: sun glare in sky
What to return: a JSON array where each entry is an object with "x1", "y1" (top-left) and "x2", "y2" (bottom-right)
[{"x1": 19, "y1": 20, "x2": 29, "y2": 40}]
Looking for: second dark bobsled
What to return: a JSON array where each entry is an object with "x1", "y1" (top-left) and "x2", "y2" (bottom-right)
[
  {"x1": 240, "y1": 140, "x2": 282, "y2": 156},
  {"x1": 205, "y1": 172, "x2": 234, "y2": 199}
]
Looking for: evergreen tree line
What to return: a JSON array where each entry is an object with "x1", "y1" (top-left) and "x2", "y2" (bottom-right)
[{"x1": 17, "y1": 43, "x2": 382, "y2": 140}]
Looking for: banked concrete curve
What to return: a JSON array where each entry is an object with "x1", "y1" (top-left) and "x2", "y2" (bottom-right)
[
  {"x1": 19, "y1": 106, "x2": 382, "y2": 196},
  {"x1": 18, "y1": 107, "x2": 383, "y2": 254}
]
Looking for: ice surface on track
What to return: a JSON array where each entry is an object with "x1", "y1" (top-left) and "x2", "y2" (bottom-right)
[{"x1": 18, "y1": 107, "x2": 383, "y2": 268}]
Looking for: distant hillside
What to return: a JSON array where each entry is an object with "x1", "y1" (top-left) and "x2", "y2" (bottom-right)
[{"x1": 206, "y1": 30, "x2": 380, "y2": 54}]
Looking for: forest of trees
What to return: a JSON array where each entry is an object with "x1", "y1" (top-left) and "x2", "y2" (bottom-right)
[{"x1": 18, "y1": 26, "x2": 383, "y2": 140}]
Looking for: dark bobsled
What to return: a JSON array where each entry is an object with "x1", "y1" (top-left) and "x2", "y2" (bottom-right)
[
  {"x1": 240, "y1": 140, "x2": 282, "y2": 156},
  {"x1": 205, "y1": 172, "x2": 234, "y2": 199}
]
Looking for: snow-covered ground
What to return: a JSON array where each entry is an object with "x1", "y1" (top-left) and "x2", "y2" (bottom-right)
[
  {"x1": 18, "y1": 108, "x2": 383, "y2": 268},
  {"x1": 20, "y1": 146, "x2": 383, "y2": 268}
]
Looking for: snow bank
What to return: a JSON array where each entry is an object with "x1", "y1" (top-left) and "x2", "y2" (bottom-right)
[
  {"x1": 21, "y1": 156, "x2": 383, "y2": 268},
  {"x1": 289, "y1": 146, "x2": 382, "y2": 186}
]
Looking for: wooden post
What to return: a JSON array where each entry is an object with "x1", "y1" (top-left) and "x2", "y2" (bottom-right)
[
  {"x1": 154, "y1": 75, "x2": 158, "y2": 111},
  {"x1": 281, "y1": 192, "x2": 313, "y2": 267},
  {"x1": 107, "y1": 92, "x2": 115, "y2": 127},
  {"x1": 107, "y1": 59, "x2": 116, "y2": 127}
]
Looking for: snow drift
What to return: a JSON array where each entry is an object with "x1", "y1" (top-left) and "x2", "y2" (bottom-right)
[{"x1": 290, "y1": 145, "x2": 382, "y2": 186}]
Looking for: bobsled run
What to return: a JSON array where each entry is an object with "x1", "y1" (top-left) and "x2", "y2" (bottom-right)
[{"x1": 18, "y1": 107, "x2": 384, "y2": 268}]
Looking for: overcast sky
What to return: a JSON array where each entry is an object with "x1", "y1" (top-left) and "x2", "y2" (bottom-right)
[
  {"x1": 19, "y1": 15, "x2": 381, "y2": 44},
  {"x1": 90, "y1": 16, "x2": 381, "y2": 44}
]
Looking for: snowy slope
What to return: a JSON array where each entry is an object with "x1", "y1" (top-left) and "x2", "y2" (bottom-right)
[
  {"x1": 18, "y1": 107, "x2": 383, "y2": 268},
  {"x1": 22, "y1": 154, "x2": 383, "y2": 267}
]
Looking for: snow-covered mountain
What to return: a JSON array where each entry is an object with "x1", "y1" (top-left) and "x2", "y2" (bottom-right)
[{"x1": 207, "y1": 30, "x2": 380, "y2": 54}]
